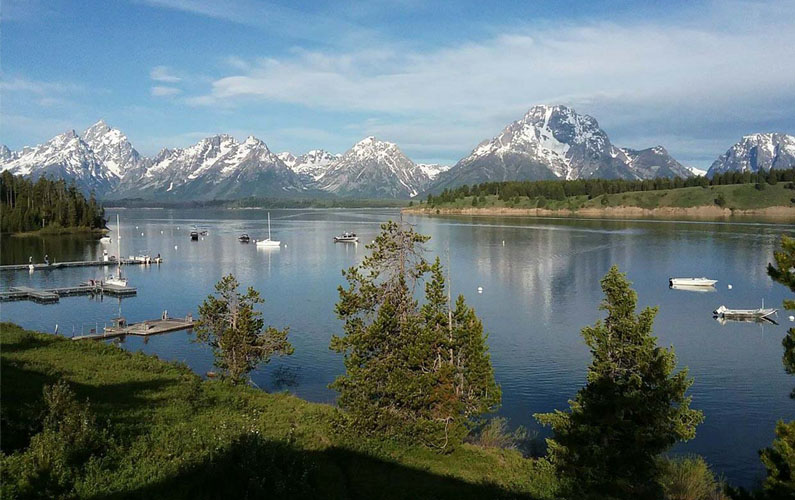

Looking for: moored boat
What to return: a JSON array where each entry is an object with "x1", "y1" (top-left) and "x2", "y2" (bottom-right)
[
  {"x1": 713, "y1": 301, "x2": 777, "y2": 320},
  {"x1": 255, "y1": 213, "x2": 280, "y2": 247},
  {"x1": 238, "y1": 233, "x2": 251, "y2": 243},
  {"x1": 669, "y1": 277, "x2": 717, "y2": 287},
  {"x1": 334, "y1": 232, "x2": 359, "y2": 243}
]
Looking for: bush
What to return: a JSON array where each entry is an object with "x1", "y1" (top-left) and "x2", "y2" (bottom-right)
[
  {"x1": 755, "y1": 182, "x2": 766, "y2": 191},
  {"x1": 660, "y1": 456, "x2": 728, "y2": 500},
  {"x1": 467, "y1": 417, "x2": 528, "y2": 451},
  {"x1": 714, "y1": 194, "x2": 726, "y2": 207}
]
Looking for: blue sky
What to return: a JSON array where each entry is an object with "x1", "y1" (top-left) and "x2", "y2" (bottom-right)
[{"x1": 2, "y1": 0, "x2": 794, "y2": 168}]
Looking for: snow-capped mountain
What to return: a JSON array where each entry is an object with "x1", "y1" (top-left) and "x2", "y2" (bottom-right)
[
  {"x1": 1, "y1": 130, "x2": 117, "y2": 195},
  {"x1": 706, "y1": 133, "x2": 795, "y2": 177},
  {"x1": 0, "y1": 145, "x2": 16, "y2": 162},
  {"x1": 81, "y1": 120, "x2": 148, "y2": 179},
  {"x1": 431, "y1": 105, "x2": 692, "y2": 192},
  {"x1": 112, "y1": 135, "x2": 304, "y2": 200},
  {"x1": 617, "y1": 146, "x2": 692, "y2": 179},
  {"x1": 317, "y1": 137, "x2": 431, "y2": 198},
  {"x1": 278, "y1": 149, "x2": 340, "y2": 186},
  {"x1": 417, "y1": 163, "x2": 451, "y2": 180}
]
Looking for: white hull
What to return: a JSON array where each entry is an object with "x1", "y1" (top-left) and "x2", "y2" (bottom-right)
[
  {"x1": 669, "y1": 277, "x2": 717, "y2": 287},
  {"x1": 256, "y1": 239, "x2": 280, "y2": 247},
  {"x1": 713, "y1": 305, "x2": 777, "y2": 319},
  {"x1": 100, "y1": 236, "x2": 112, "y2": 244},
  {"x1": 334, "y1": 237, "x2": 359, "y2": 243},
  {"x1": 105, "y1": 277, "x2": 128, "y2": 287}
]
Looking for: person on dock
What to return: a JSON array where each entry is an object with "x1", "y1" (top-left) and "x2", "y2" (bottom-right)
[{"x1": 44, "y1": 254, "x2": 49, "y2": 265}]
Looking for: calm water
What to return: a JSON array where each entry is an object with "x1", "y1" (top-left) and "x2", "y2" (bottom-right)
[{"x1": 2, "y1": 208, "x2": 794, "y2": 487}]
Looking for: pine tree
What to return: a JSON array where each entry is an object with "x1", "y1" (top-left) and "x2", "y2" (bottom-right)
[
  {"x1": 196, "y1": 274, "x2": 293, "y2": 385},
  {"x1": 535, "y1": 266, "x2": 703, "y2": 499},
  {"x1": 331, "y1": 222, "x2": 500, "y2": 450}
]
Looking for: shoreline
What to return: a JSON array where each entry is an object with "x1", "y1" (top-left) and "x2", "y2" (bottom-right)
[
  {"x1": 7, "y1": 227, "x2": 108, "y2": 238},
  {"x1": 403, "y1": 204, "x2": 795, "y2": 221}
]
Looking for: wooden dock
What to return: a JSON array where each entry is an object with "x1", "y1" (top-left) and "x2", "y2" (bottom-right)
[
  {"x1": 72, "y1": 316, "x2": 195, "y2": 341},
  {"x1": 0, "y1": 282, "x2": 137, "y2": 303},
  {"x1": 0, "y1": 257, "x2": 161, "y2": 272}
]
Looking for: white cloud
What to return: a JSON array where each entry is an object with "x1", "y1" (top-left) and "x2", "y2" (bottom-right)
[
  {"x1": 151, "y1": 86, "x2": 182, "y2": 97},
  {"x1": 150, "y1": 66, "x2": 182, "y2": 83},
  {"x1": 183, "y1": 1, "x2": 795, "y2": 164}
]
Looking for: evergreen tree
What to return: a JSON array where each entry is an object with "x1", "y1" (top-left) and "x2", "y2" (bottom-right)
[
  {"x1": 535, "y1": 266, "x2": 703, "y2": 499},
  {"x1": 196, "y1": 274, "x2": 293, "y2": 385},
  {"x1": 331, "y1": 222, "x2": 500, "y2": 450}
]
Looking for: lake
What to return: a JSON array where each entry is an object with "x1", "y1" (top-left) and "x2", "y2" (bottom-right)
[{"x1": 2, "y1": 208, "x2": 794, "y2": 487}]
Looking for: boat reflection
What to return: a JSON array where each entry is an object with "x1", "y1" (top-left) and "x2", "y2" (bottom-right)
[
  {"x1": 670, "y1": 284, "x2": 717, "y2": 293},
  {"x1": 714, "y1": 315, "x2": 779, "y2": 326}
]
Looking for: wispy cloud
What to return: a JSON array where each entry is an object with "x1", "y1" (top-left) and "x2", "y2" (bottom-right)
[
  {"x1": 151, "y1": 85, "x2": 182, "y2": 97},
  {"x1": 150, "y1": 65, "x2": 182, "y2": 83},
  {"x1": 138, "y1": 0, "x2": 372, "y2": 45},
  {"x1": 182, "y1": 1, "x2": 795, "y2": 164},
  {"x1": 1, "y1": 76, "x2": 83, "y2": 96}
]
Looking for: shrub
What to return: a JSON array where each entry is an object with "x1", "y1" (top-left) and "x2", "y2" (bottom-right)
[
  {"x1": 714, "y1": 194, "x2": 726, "y2": 207},
  {"x1": 660, "y1": 455, "x2": 728, "y2": 500},
  {"x1": 468, "y1": 417, "x2": 528, "y2": 451}
]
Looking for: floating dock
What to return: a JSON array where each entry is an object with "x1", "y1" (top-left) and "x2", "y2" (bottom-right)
[
  {"x1": 0, "y1": 257, "x2": 161, "y2": 272},
  {"x1": 0, "y1": 282, "x2": 137, "y2": 303},
  {"x1": 72, "y1": 316, "x2": 195, "y2": 341}
]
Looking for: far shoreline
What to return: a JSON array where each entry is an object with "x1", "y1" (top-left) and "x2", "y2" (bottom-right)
[{"x1": 402, "y1": 204, "x2": 795, "y2": 223}]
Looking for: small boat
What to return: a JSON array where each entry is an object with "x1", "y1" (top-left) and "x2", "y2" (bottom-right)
[
  {"x1": 713, "y1": 300, "x2": 777, "y2": 320},
  {"x1": 334, "y1": 232, "x2": 359, "y2": 243},
  {"x1": 238, "y1": 233, "x2": 251, "y2": 243},
  {"x1": 99, "y1": 236, "x2": 112, "y2": 244},
  {"x1": 256, "y1": 213, "x2": 280, "y2": 247},
  {"x1": 190, "y1": 227, "x2": 199, "y2": 240},
  {"x1": 669, "y1": 277, "x2": 717, "y2": 287}
]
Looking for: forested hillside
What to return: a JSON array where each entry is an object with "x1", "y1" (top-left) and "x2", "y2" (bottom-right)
[{"x1": 0, "y1": 172, "x2": 105, "y2": 234}]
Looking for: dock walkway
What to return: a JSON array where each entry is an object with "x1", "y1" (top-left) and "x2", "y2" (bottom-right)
[
  {"x1": 0, "y1": 258, "x2": 161, "y2": 272},
  {"x1": 0, "y1": 282, "x2": 137, "y2": 303},
  {"x1": 72, "y1": 316, "x2": 195, "y2": 341}
]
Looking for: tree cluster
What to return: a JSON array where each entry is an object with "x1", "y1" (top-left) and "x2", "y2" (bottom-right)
[
  {"x1": 0, "y1": 172, "x2": 105, "y2": 233},
  {"x1": 426, "y1": 168, "x2": 795, "y2": 206},
  {"x1": 330, "y1": 221, "x2": 500, "y2": 450}
]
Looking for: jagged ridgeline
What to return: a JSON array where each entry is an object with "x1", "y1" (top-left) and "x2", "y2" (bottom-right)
[{"x1": 0, "y1": 172, "x2": 105, "y2": 234}]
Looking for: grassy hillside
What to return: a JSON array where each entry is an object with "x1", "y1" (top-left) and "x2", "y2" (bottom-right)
[
  {"x1": 0, "y1": 323, "x2": 556, "y2": 499},
  {"x1": 410, "y1": 183, "x2": 795, "y2": 213}
]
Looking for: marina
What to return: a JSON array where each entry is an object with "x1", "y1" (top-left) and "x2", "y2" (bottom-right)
[
  {"x1": 0, "y1": 257, "x2": 161, "y2": 272},
  {"x1": 0, "y1": 282, "x2": 137, "y2": 303}
]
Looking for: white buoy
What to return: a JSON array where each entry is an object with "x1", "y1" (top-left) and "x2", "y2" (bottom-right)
[
  {"x1": 174, "y1": 245, "x2": 178, "y2": 250},
  {"x1": 789, "y1": 315, "x2": 794, "y2": 322},
  {"x1": 502, "y1": 240, "x2": 505, "y2": 246},
  {"x1": 727, "y1": 284, "x2": 733, "y2": 289},
  {"x1": 477, "y1": 286, "x2": 483, "y2": 293},
  {"x1": 177, "y1": 226, "x2": 180, "y2": 230},
  {"x1": 161, "y1": 230, "x2": 164, "y2": 234},
  {"x1": 136, "y1": 226, "x2": 139, "y2": 229},
  {"x1": 141, "y1": 232, "x2": 144, "y2": 236}
]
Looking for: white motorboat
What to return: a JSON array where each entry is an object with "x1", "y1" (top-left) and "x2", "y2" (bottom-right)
[
  {"x1": 100, "y1": 236, "x2": 112, "y2": 244},
  {"x1": 713, "y1": 300, "x2": 777, "y2": 320},
  {"x1": 106, "y1": 214, "x2": 128, "y2": 287},
  {"x1": 256, "y1": 212, "x2": 280, "y2": 247},
  {"x1": 669, "y1": 277, "x2": 717, "y2": 287},
  {"x1": 334, "y1": 232, "x2": 359, "y2": 243}
]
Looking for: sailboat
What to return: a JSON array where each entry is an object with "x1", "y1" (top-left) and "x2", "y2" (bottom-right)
[
  {"x1": 106, "y1": 214, "x2": 128, "y2": 287},
  {"x1": 256, "y1": 212, "x2": 280, "y2": 247}
]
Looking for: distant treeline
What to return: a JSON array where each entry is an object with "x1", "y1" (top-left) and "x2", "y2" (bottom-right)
[
  {"x1": 0, "y1": 173, "x2": 105, "y2": 233},
  {"x1": 426, "y1": 168, "x2": 795, "y2": 205},
  {"x1": 106, "y1": 197, "x2": 410, "y2": 209}
]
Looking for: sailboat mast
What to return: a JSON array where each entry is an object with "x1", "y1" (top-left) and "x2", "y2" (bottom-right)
[
  {"x1": 116, "y1": 214, "x2": 122, "y2": 276},
  {"x1": 268, "y1": 212, "x2": 272, "y2": 240}
]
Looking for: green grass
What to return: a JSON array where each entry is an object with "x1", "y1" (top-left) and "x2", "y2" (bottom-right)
[
  {"x1": 421, "y1": 183, "x2": 795, "y2": 212},
  {"x1": 0, "y1": 323, "x2": 557, "y2": 499}
]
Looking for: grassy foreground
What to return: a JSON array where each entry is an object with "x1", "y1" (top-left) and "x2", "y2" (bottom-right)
[
  {"x1": 408, "y1": 183, "x2": 795, "y2": 217},
  {"x1": 0, "y1": 323, "x2": 557, "y2": 499}
]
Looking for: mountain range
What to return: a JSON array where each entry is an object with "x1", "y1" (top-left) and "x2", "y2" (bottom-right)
[{"x1": 2, "y1": 106, "x2": 793, "y2": 200}]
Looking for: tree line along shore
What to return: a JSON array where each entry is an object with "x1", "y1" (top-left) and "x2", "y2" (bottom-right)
[
  {"x1": 2, "y1": 222, "x2": 794, "y2": 499},
  {"x1": 406, "y1": 168, "x2": 795, "y2": 219}
]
